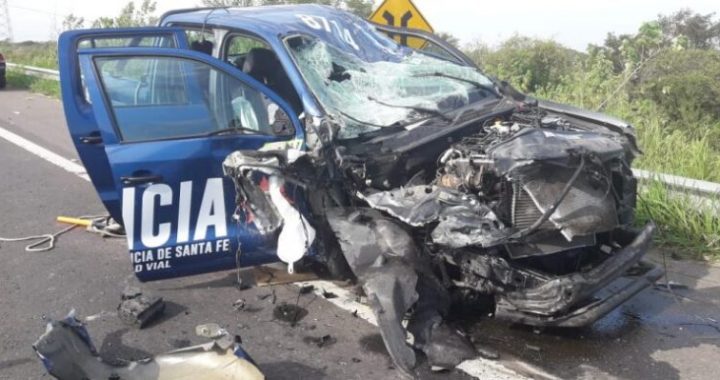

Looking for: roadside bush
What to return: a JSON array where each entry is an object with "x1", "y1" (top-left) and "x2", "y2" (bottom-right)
[
  {"x1": 535, "y1": 49, "x2": 622, "y2": 110},
  {"x1": 629, "y1": 100, "x2": 720, "y2": 181},
  {"x1": 635, "y1": 49, "x2": 720, "y2": 124},
  {"x1": 0, "y1": 41, "x2": 58, "y2": 69},
  {"x1": 466, "y1": 36, "x2": 582, "y2": 93}
]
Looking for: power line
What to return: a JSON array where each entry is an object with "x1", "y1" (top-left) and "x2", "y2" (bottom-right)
[{"x1": 0, "y1": 0, "x2": 13, "y2": 41}]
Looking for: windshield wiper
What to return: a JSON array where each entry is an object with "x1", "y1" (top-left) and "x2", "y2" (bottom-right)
[
  {"x1": 336, "y1": 110, "x2": 391, "y2": 128},
  {"x1": 367, "y1": 96, "x2": 452, "y2": 122},
  {"x1": 205, "y1": 126, "x2": 271, "y2": 137},
  {"x1": 413, "y1": 72, "x2": 500, "y2": 97}
]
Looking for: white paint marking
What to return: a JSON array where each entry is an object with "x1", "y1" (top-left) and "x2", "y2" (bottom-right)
[
  {"x1": 0, "y1": 126, "x2": 90, "y2": 182},
  {"x1": 458, "y1": 359, "x2": 529, "y2": 380},
  {"x1": 302, "y1": 280, "x2": 377, "y2": 325},
  {"x1": 302, "y1": 280, "x2": 531, "y2": 380}
]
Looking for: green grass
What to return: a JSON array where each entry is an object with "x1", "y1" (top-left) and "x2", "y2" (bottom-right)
[
  {"x1": 0, "y1": 41, "x2": 58, "y2": 69},
  {"x1": 634, "y1": 118, "x2": 720, "y2": 182},
  {"x1": 636, "y1": 181, "x2": 720, "y2": 259},
  {"x1": 5, "y1": 70, "x2": 61, "y2": 98},
  {"x1": 592, "y1": 99, "x2": 720, "y2": 183}
]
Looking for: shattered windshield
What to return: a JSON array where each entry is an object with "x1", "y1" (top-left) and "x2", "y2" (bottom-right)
[{"x1": 287, "y1": 35, "x2": 498, "y2": 139}]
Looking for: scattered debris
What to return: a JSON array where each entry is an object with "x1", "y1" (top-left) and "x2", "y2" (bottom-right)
[
  {"x1": 33, "y1": 313, "x2": 264, "y2": 380},
  {"x1": 252, "y1": 263, "x2": 319, "y2": 286},
  {"x1": 196, "y1": 323, "x2": 229, "y2": 340},
  {"x1": 233, "y1": 298, "x2": 264, "y2": 313},
  {"x1": 237, "y1": 279, "x2": 253, "y2": 291},
  {"x1": 678, "y1": 322, "x2": 720, "y2": 334},
  {"x1": 303, "y1": 334, "x2": 337, "y2": 348},
  {"x1": 656, "y1": 281, "x2": 689, "y2": 291},
  {"x1": 256, "y1": 293, "x2": 273, "y2": 301},
  {"x1": 525, "y1": 344, "x2": 542, "y2": 352},
  {"x1": 299, "y1": 284, "x2": 315, "y2": 295},
  {"x1": 233, "y1": 298, "x2": 247, "y2": 311},
  {"x1": 273, "y1": 303, "x2": 308, "y2": 325},
  {"x1": 623, "y1": 311, "x2": 643, "y2": 321},
  {"x1": 475, "y1": 344, "x2": 500, "y2": 360},
  {"x1": 322, "y1": 289, "x2": 338, "y2": 299},
  {"x1": 83, "y1": 310, "x2": 114, "y2": 322},
  {"x1": 117, "y1": 286, "x2": 165, "y2": 328},
  {"x1": 237, "y1": 323, "x2": 250, "y2": 330}
]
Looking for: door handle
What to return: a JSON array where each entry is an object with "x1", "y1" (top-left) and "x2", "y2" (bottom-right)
[
  {"x1": 121, "y1": 174, "x2": 163, "y2": 186},
  {"x1": 80, "y1": 134, "x2": 103, "y2": 145}
]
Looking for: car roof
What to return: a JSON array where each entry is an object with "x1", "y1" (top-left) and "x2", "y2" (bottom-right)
[{"x1": 161, "y1": 4, "x2": 360, "y2": 40}]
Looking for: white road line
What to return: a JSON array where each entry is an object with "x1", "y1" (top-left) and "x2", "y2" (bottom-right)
[
  {"x1": 0, "y1": 126, "x2": 90, "y2": 182},
  {"x1": 0, "y1": 122, "x2": 535, "y2": 379},
  {"x1": 302, "y1": 280, "x2": 534, "y2": 380}
]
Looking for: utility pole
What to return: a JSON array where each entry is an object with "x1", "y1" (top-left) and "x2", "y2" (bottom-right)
[{"x1": 0, "y1": 0, "x2": 12, "y2": 42}]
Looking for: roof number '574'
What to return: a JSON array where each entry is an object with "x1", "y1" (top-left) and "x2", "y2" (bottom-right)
[{"x1": 297, "y1": 14, "x2": 360, "y2": 50}]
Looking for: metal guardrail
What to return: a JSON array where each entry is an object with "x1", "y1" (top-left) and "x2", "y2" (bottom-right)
[
  {"x1": 6, "y1": 62, "x2": 60, "y2": 81},
  {"x1": 9, "y1": 63, "x2": 720, "y2": 202},
  {"x1": 633, "y1": 169, "x2": 720, "y2": 198}
]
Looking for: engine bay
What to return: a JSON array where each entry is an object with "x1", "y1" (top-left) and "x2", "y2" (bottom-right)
[{"x1": 222, "y1": 101, "x2": 661, "y2": 375}]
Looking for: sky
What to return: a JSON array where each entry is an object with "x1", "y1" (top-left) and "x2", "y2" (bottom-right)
[{"x1": 3, "y1": 0, "x2": 719, "y2": 50}]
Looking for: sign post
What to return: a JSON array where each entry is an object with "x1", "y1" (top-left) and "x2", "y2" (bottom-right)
[{"x1": 369, "y1": 0, "x2": 434, "y2": 49}]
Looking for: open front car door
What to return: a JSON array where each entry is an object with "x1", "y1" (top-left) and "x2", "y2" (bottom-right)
[{"x1": 59, "y1": 29, "x2": 304, "y2": 281}]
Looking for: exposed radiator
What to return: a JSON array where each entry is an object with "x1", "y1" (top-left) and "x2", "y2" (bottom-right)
[{"x1": 511, "y1": 182, "x2": 555, "y2": 230}]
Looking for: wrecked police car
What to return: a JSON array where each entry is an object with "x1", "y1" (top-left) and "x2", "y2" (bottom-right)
[{"x1": 58, "y1": 4, "x2": 663, "y2": 375}]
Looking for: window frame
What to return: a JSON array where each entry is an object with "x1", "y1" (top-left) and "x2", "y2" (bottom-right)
[
  {"x1": 221, "y1": 31, "x2": 273, "y2": 68},
  {"x1": 76, "y1": 33, "x2": 184, "y2": 107},
  {"x1": 95, "y1": 56, "x2": 194, "y2": 109},
  {"x1": 91, "y1": 54, "x2": 289, "y2": 144}
]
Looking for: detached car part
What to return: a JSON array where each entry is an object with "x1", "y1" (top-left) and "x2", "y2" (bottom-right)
[
  {"x1": 117, "y1": 286, "x2": 165, "y2": 328},
  {"x1": 33, "y1": 313, "x2": 264, "y2": 380}
]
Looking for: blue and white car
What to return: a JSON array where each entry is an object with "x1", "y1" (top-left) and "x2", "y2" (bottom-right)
[{"x1": 59, "y1": 5, "x2": 662, "y2": 374}]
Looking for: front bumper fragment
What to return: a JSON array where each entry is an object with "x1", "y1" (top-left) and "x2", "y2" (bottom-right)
[{"x1": 494, "y1": 223, "x2": 663, "y2": 327}]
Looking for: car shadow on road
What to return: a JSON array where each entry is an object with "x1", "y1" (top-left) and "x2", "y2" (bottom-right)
[
  {"x1": 259, "y1": 361, "x2": 328, "y2": 379},
  {"x1": 462, "y1": 251, "x2": 720, "y2": 379},
  {"x1": 142, "y1": 301, "x2": 189, "y2": 329},
  {"x1": 0, "y1": 358, "x2": 36, "y2": 372},
  {"x1": 98, "y1": 328, "x2": 153, "y2": 364}
]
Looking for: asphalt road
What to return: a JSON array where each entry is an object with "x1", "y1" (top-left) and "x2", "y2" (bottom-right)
[{"x1": 1, "y1": 89, "x2": 719, "y2": 380}]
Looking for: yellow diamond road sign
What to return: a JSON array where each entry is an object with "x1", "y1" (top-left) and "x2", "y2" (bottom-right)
[{"x1": 369, "y1": 0, "x2": 434, "y2": 49}]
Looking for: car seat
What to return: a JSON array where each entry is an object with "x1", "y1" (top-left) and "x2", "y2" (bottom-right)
[{"x1": 242, "y1": 48, "x2": 303, "y2": 114}]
